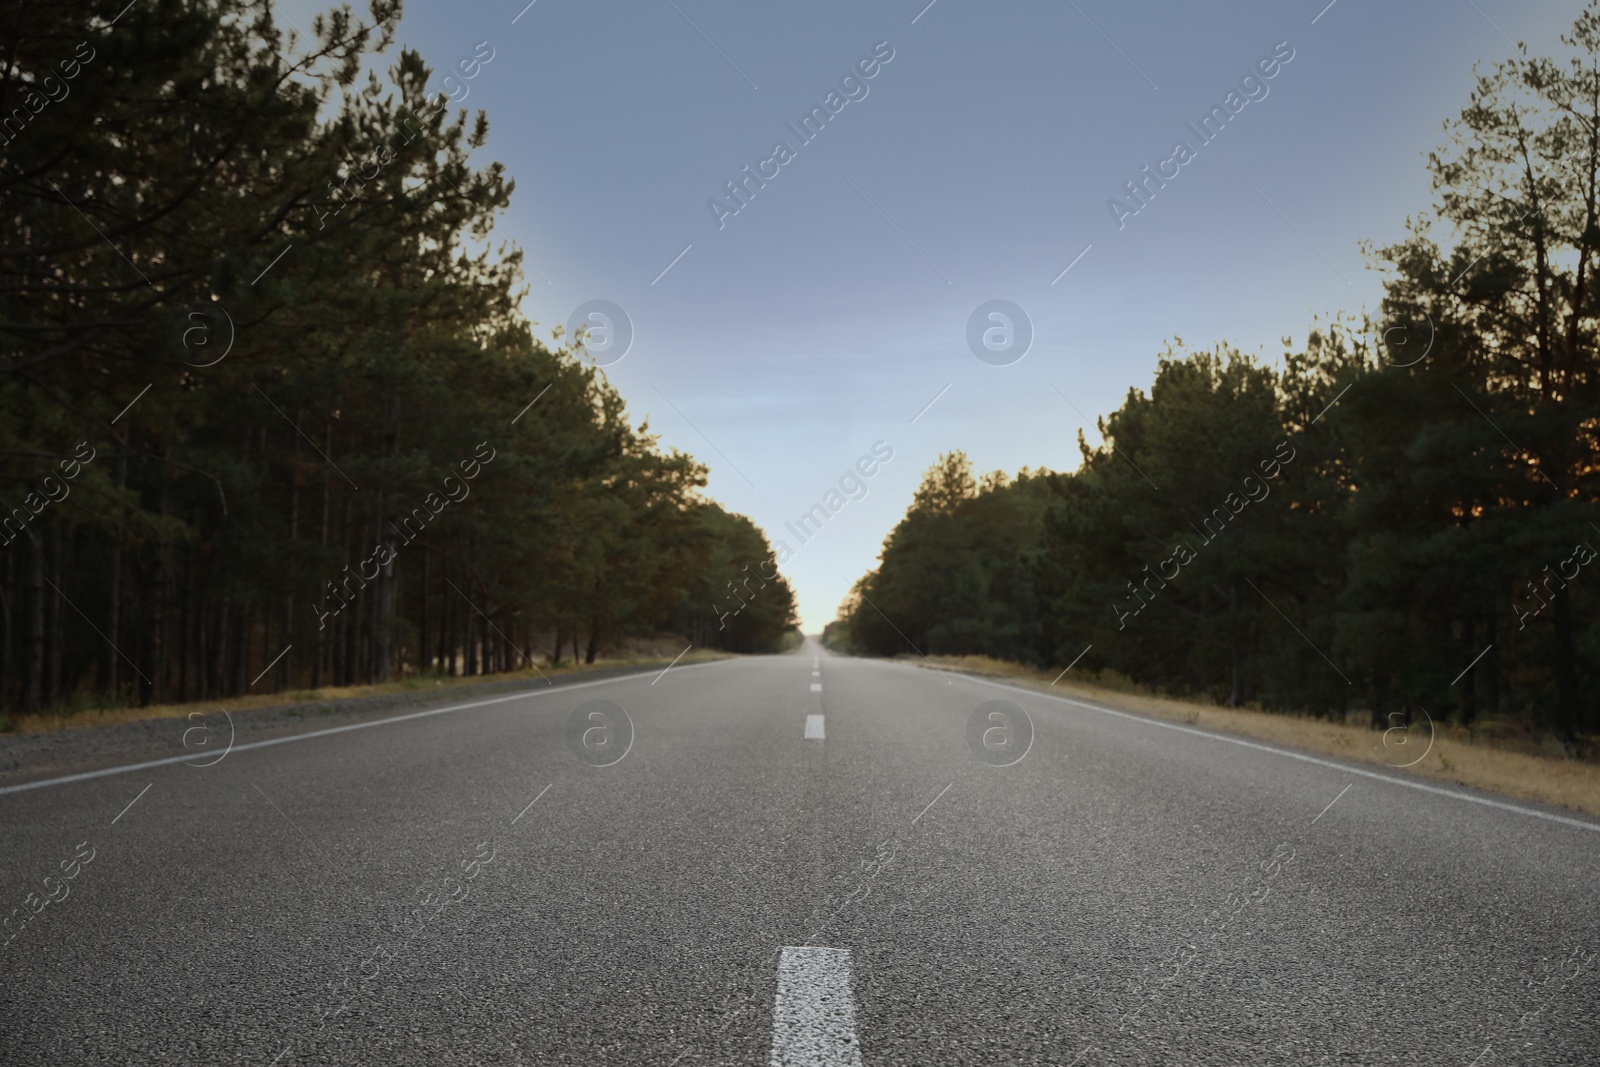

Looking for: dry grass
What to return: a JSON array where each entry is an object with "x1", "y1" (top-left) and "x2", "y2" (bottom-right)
[
  {"x1": 7, "y1": 648, "x2": 733, "y2": 735},
  {"x1": 915, "y1": 653, "x2": 1600, "y2": 819}
]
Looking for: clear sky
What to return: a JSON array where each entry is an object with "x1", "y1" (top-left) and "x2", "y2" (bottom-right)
[{"x1": 285, "y1": 0, "x2": 1580, "y2": 631}]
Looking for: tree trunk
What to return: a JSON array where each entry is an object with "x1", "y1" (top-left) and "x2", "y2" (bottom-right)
[
  {"x1": 1552, "y1": 584, "x2": 1580, "y2": 742},
  {"x1": 420, "y1": 546, "x2": 431, "y2": 674},
  {"x1": 376, "y1": 529, "x2": 396, "y2": 681},
  {"x1": 375, "y1": 393, "x2": 401, "y2": 681},
  {"x1": 438, "y1": 553, "x2": 452, "y2": 676},
  {"x1": 102, "y1": 534, "x2": 121, "y2": 699},
  {"x1": 233, "y1": 605, "x2": 248, "y2": 695},
  {"x1": 44, "y1": 523, "x2": 64, "y2": 707},
  {"x1": 0, "y1": 557, "x2": 11, "y2": 713},
  {"x1": 177, "y1": 555, "x2": 192, "y2": 702},
  {"x1": 22, "y1": 529, "x2": 44, "y2": 714},
  {"x1": 213, "y1": 600, "x2": 229, "y2": 698},
  {"x1": 149, "y1": 451, "x2": 174, "y2": 705},
  {"x1": 313, "y1": 434, "x2": 330, "y2": 690},
  {"x1": 1485, "y1": 608, "x2": 1500, "y2": 718},
  {"x1": 463, "y1": 584, "x2": 476, "y2": 676}
]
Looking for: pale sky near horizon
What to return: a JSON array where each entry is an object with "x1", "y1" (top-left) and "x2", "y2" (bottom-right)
[{"x1": 285, "y1": 0, "x2": 1582, "y2": 633}]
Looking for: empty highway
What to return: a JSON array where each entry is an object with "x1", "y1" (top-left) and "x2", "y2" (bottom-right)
[{"x1": 2, "y1": 641, "x2": 1596, "y2": 1065}]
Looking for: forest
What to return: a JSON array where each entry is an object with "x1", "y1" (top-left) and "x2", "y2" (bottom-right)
[
  {"x1": 0, "y1": 0, "x2": 798, "y2": 719},
  {"x1": 830, "y1": 7, "x2": 1600, "y2": 747}
]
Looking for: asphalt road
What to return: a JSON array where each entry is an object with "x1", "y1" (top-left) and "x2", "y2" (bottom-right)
[{"x1": 2, "y1": 638, "x2": 1597, "y2": 1065}]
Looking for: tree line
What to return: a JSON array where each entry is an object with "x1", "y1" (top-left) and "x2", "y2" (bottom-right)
[
  {"x1": 0, "y1": 0, "x2": 797, "y2": 719},
  {"x1": 830, "y1": 5, "x2": 1600, "y2": 746}
]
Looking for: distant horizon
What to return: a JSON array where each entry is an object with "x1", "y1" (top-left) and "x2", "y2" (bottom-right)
[{"x1": 278, "y1": 0, "x2": 1577, "y2": 630}]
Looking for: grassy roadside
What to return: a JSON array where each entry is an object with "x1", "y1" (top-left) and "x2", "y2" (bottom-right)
[
  {"x1": 4, "y1": 648, "x2": 735, "y2": 735},
  {"x1": 909, "y1": 653, "x2": 1600, "y2": 819}
]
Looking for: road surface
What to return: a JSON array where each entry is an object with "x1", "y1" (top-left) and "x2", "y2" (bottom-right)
[{"x1": 2, "y1": 639, "x2": 1596, "y2": 1065}]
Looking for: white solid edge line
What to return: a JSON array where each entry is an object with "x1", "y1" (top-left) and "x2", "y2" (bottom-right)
[
  {"x1": 0, "y1": 659, "x2": 732, "y2": 797},
  {"x1": 770, "y1": 946, "x2": 864, "y2": 1067},
  {"x1": 804, "y1": 714, "x2": 826, "y2": 740},
  {"x1": 910, "y1": 664, "x2": 1600, "y2": 834}
]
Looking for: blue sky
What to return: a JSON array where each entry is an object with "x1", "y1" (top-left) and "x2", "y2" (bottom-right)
[{"x1": 286, "y1": 0, "x2": 1580, "y2": 631}]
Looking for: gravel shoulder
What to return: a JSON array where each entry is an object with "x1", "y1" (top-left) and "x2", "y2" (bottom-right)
[
  {"x1": 0, "y1": 660, "x2": 704, "y2": 790},
  {"x1": 898, "y1": 652, "x2": 1600, "y2": 818}
]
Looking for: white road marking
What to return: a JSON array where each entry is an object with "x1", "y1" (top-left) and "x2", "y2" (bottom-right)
[
  {"x1": 804, "y1": 715, "x2": 825, "y2": 740},
  {"x1": 939, "y1": 668, "x2": 1600, "y2": 834},
  {"x1": 811, "y1": 670, "x2": 820, "y2": 677},
  {"x1": 769, "y1": 946, "x2": 863, "y2": 1067},
  {"x1": 812, "y1": 656, "x2": 819, "y2": 668},
  {"x1": 809, "y1": 683, "x2": 822, "y2": 692}
]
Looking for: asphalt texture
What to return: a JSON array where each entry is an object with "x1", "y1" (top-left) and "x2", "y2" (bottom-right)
[{"x1": 1, "y1": 638, "x2": 1596, "y2": 1065}]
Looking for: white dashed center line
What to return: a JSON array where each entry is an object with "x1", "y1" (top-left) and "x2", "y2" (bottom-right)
[
  {"x1": 804, "y1": 714, "x2": 826, "y2": 740},
  {"x1": 769, "y1": 946, "x2": 863, "y2": 1067}
]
